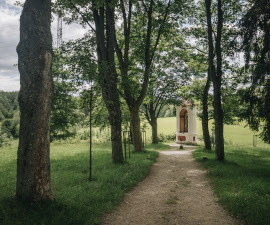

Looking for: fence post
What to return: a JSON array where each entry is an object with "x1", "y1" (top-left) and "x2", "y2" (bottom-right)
[{"x1": 253, "y1": 135, "x2": 257, "y2": 147}]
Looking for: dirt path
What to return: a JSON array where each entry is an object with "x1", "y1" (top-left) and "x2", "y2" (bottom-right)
[{"x1": 102, "y1": 146, "x2": 239, "y2": 225}]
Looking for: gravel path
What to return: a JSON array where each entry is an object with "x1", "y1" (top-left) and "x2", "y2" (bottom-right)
[{"x1": 102, "y1": 146, "x2": 239, "y2": 225}]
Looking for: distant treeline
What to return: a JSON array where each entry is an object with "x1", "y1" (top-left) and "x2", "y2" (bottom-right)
[
  {"x1": 0, "y1": 91, "x2": 20, "y2": 144},
  {"x1": 0, "y1": 91, "x2": 19, "y2": 121},
  {"x1": 0, "y1": 90, "x2": 176, "y2": 144}
]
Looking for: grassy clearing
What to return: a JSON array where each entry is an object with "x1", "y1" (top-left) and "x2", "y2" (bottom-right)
[
  {"x1": 0, "y1": 141, "x2": 166, "y2": 225},
  {"x1": 155, "y1": 117, "x2": 269, "y2": 148},
  {"x1": 1, "y1": 117, "x2": 269, "y2": 225},
  {"x1": 193, "y1": 145, "x2": 270, "y2": 225}
]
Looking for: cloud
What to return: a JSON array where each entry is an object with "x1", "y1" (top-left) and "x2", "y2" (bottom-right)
[
  {"x1": 0, "y1": 68, "x2": 20, "y2": 92},
  {"x1": 0, "y1": 1, "x2": 21, "y2": 91},
  {"x1": 0, "y1": 1, "x2": 88, "y2": 92}
]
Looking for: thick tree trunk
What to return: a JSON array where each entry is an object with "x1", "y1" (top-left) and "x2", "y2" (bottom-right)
[
  {"x1": 202, "y1": 76, "x2": 211, "y2": 150},
  {"x1": 130, "y1": 108, "x2": 143, "y2": 152},
  {"x1": 93, "y1": 2, "x2": 124, "y2": 163},
  {"x1": 151, "y1": 116, "x2": 158, "y2": 144},
  {"x1": 107, "y1": 97, "x2": 124, "y2": 163},
  {"x1": 16, "y1": 0, "x2": 54, "y2": 201}
]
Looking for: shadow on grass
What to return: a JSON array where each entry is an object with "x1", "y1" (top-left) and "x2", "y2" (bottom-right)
[
  {"x1": 193, "y1": 145, "x2": 270, "y2": 225},
  {"x1": 0, "y1": 143, "x2": 159, "y2": 225},
  {"x1": 0, "y1": 197, "x2": 81, "y2": 225}
]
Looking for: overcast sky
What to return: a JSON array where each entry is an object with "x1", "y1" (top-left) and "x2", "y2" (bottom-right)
[{"x1": 0, "y1": 0, "x2": 87, "y2": 92}]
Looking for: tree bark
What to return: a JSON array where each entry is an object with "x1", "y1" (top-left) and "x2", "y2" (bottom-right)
[
  {"x1": 205, "y1": 0, "x2": 224, "y2": 161},
  {"x1": 16, "y1": 0, "x2": 55, "y2": 201},
  {"x1": 213, "y1": 86, "x2": 224, "y2": 160},
  {"x1": 147, "y1": 101, "x2": 159, "y2": 144},
  {"x1": 151, "y1": 116, "x2": 158, "y2": 144},
  {"x1": 214, "y1": 0, "x2": 224, "y2": 161},
  {"x1": 130, "y1": 108, "x2": 144, "y2": 152},
  {"x1": 202, "y1": 75, "x2": 211, "y2": 150},
  {"x1": 93, "y1": 2, "x2": 124, "y2": 163}
]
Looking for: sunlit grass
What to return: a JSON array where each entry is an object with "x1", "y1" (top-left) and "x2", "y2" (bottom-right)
[
  {"x1": 1, "y1": 117, "x2": 270, "y2": 225},
  {"x1": 0, "y1": 141, "x2": 161, "y2": 225},
  {"x1": 155, "y1": 117, "x2": 268, "y2": 147},
  {"x1": 193, "y1": 145, "x2": 270, "y2": 225}
]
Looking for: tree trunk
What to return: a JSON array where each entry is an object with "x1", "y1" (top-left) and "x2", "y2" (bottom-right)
[
  {"x1": 202, "y1": 76, "x2": 211, "y2": 150},
  {"x1": 205, "y1": 0, "x2": 224, "y2": 161},
  {"x1": 213, "y1": 87, "x2": 224, "y2": 160},
  {"x1": 107, "y1": 100, "x2": 124, "y2": 163},
  {"x1": 93, "y1": 2, "x2": 124, "y2": 163},
  {"x1": 16, "y1": 0, "x2": 54, "y2": 201},
  {"x1": 115, "y1": 0, "x2": 169, "y2": 152},
  {"x1": 130, "y1": 108, "x2": 143, "y2": 152},
  {"x1": 214, "y1": 0, "x2": 225, "y2": 161},
  {"x1": 151, "y1": 116, "x2": 158, "y2": 144}
]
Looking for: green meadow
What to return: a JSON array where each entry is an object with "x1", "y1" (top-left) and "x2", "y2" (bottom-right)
[
  {"x1": 152, "y1": 117, "x2": 268, "y2": 148},
  {"x1": 0, "y1": 117, "x2": 270, "y2": 225},
  {"x1": 0, "y1": 141, "x2": 165, "y2": 225}
]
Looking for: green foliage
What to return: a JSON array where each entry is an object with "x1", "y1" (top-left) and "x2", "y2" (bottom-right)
[
  {"x1": 1, "y1": 119, "x2": 19, "y2": 139},
  {"x1": 194, "y1": 144, "x2": 270, "y2": 225},
  {"x1": 0, "y1": 141, "x2": 159, "y2": 225},
  {"x1": 179, "y1": 77, "x2": 241, "y2": 125},
  {"x1": 238, "y1": 0, "x2": 270, "y2": 143},
  {"x1": 51, "y1": 51, "x2": 84, "y2": 141},
  {"x1": 0, "y1": 129, "x2": 10, "y2": 147},
  {"x1": 0, "y1": 91, "x2": 18, "y2": 121},
  {"x1": 158, "y1": 133, "x2": 175, "y2": 142}
]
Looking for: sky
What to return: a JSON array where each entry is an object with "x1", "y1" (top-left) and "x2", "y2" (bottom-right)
[{"x1": 0, "y1": 0, "x2": 87, "y2": 92}]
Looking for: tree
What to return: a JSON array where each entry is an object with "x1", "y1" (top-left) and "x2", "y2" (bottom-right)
[
  {"x1": 16, "y1": 0, "x2": 54, "y2": 201},
  {"x1": 204, "y1": 0, "x2": 225, "y2": 160},
  {"x1": 50, "y1": 51, "x2": 83, "y2": 141},
  {"x1": 54, "y1": 0, "x2": 124, "y2": 163},
  {"x1": 142, "y1": 33, "x2": 187, "y2": 144},
  {"x1": 143, "y1": 74, "x2": 179, "y2": 144},
  {"x1": 239, "y1": 0, "x2": 270, "y2": 143},
  {"x1": 115, "y1": 0, "x2": 173, "y2": 151}
]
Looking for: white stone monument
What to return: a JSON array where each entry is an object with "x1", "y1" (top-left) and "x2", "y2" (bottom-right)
[{"x1": 176, "y1": 100, "x2": 198, "y2": 144}]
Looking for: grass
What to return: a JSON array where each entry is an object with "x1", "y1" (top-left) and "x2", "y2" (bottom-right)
[
  {"x1": 0, "y1": 141, "x2": 166, "y2": 225},
  {"x1": 155, "y1": 117, "x2": 269, "y2": 148},
  {"x1": 193, "y1": 145, "x2": 270, "y2": 225},
  {"x1": 1, "y1": 117, "x2": 270, "y2": 225}
]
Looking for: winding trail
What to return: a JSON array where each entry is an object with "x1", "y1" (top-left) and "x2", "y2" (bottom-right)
[{"x1": 102, "y1": 146, "x2": 239, "y2": 225}]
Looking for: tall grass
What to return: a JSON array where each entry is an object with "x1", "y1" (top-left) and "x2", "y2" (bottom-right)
[{"x1": 0, "y1": 141, "x2": 164, "y2": 225}]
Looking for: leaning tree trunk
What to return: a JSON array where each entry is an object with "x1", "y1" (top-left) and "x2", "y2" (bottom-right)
[
  {"x1": 202, "y1": 75, "x2": 211, "y2": 150},
  {"x1": 16, "y1": 0, "x2": 55, "y2": 201},
  {"x1": 130, "y1": 108, "x2": 143, "y2": 152}
]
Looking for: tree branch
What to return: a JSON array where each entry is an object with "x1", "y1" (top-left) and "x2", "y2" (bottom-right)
[
  {"x1": 67, "y1": 0, "x2": 96, "y2": 33},
  {"x1": 150, "y1": 0, "x2": 171, "y2": 63}
]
